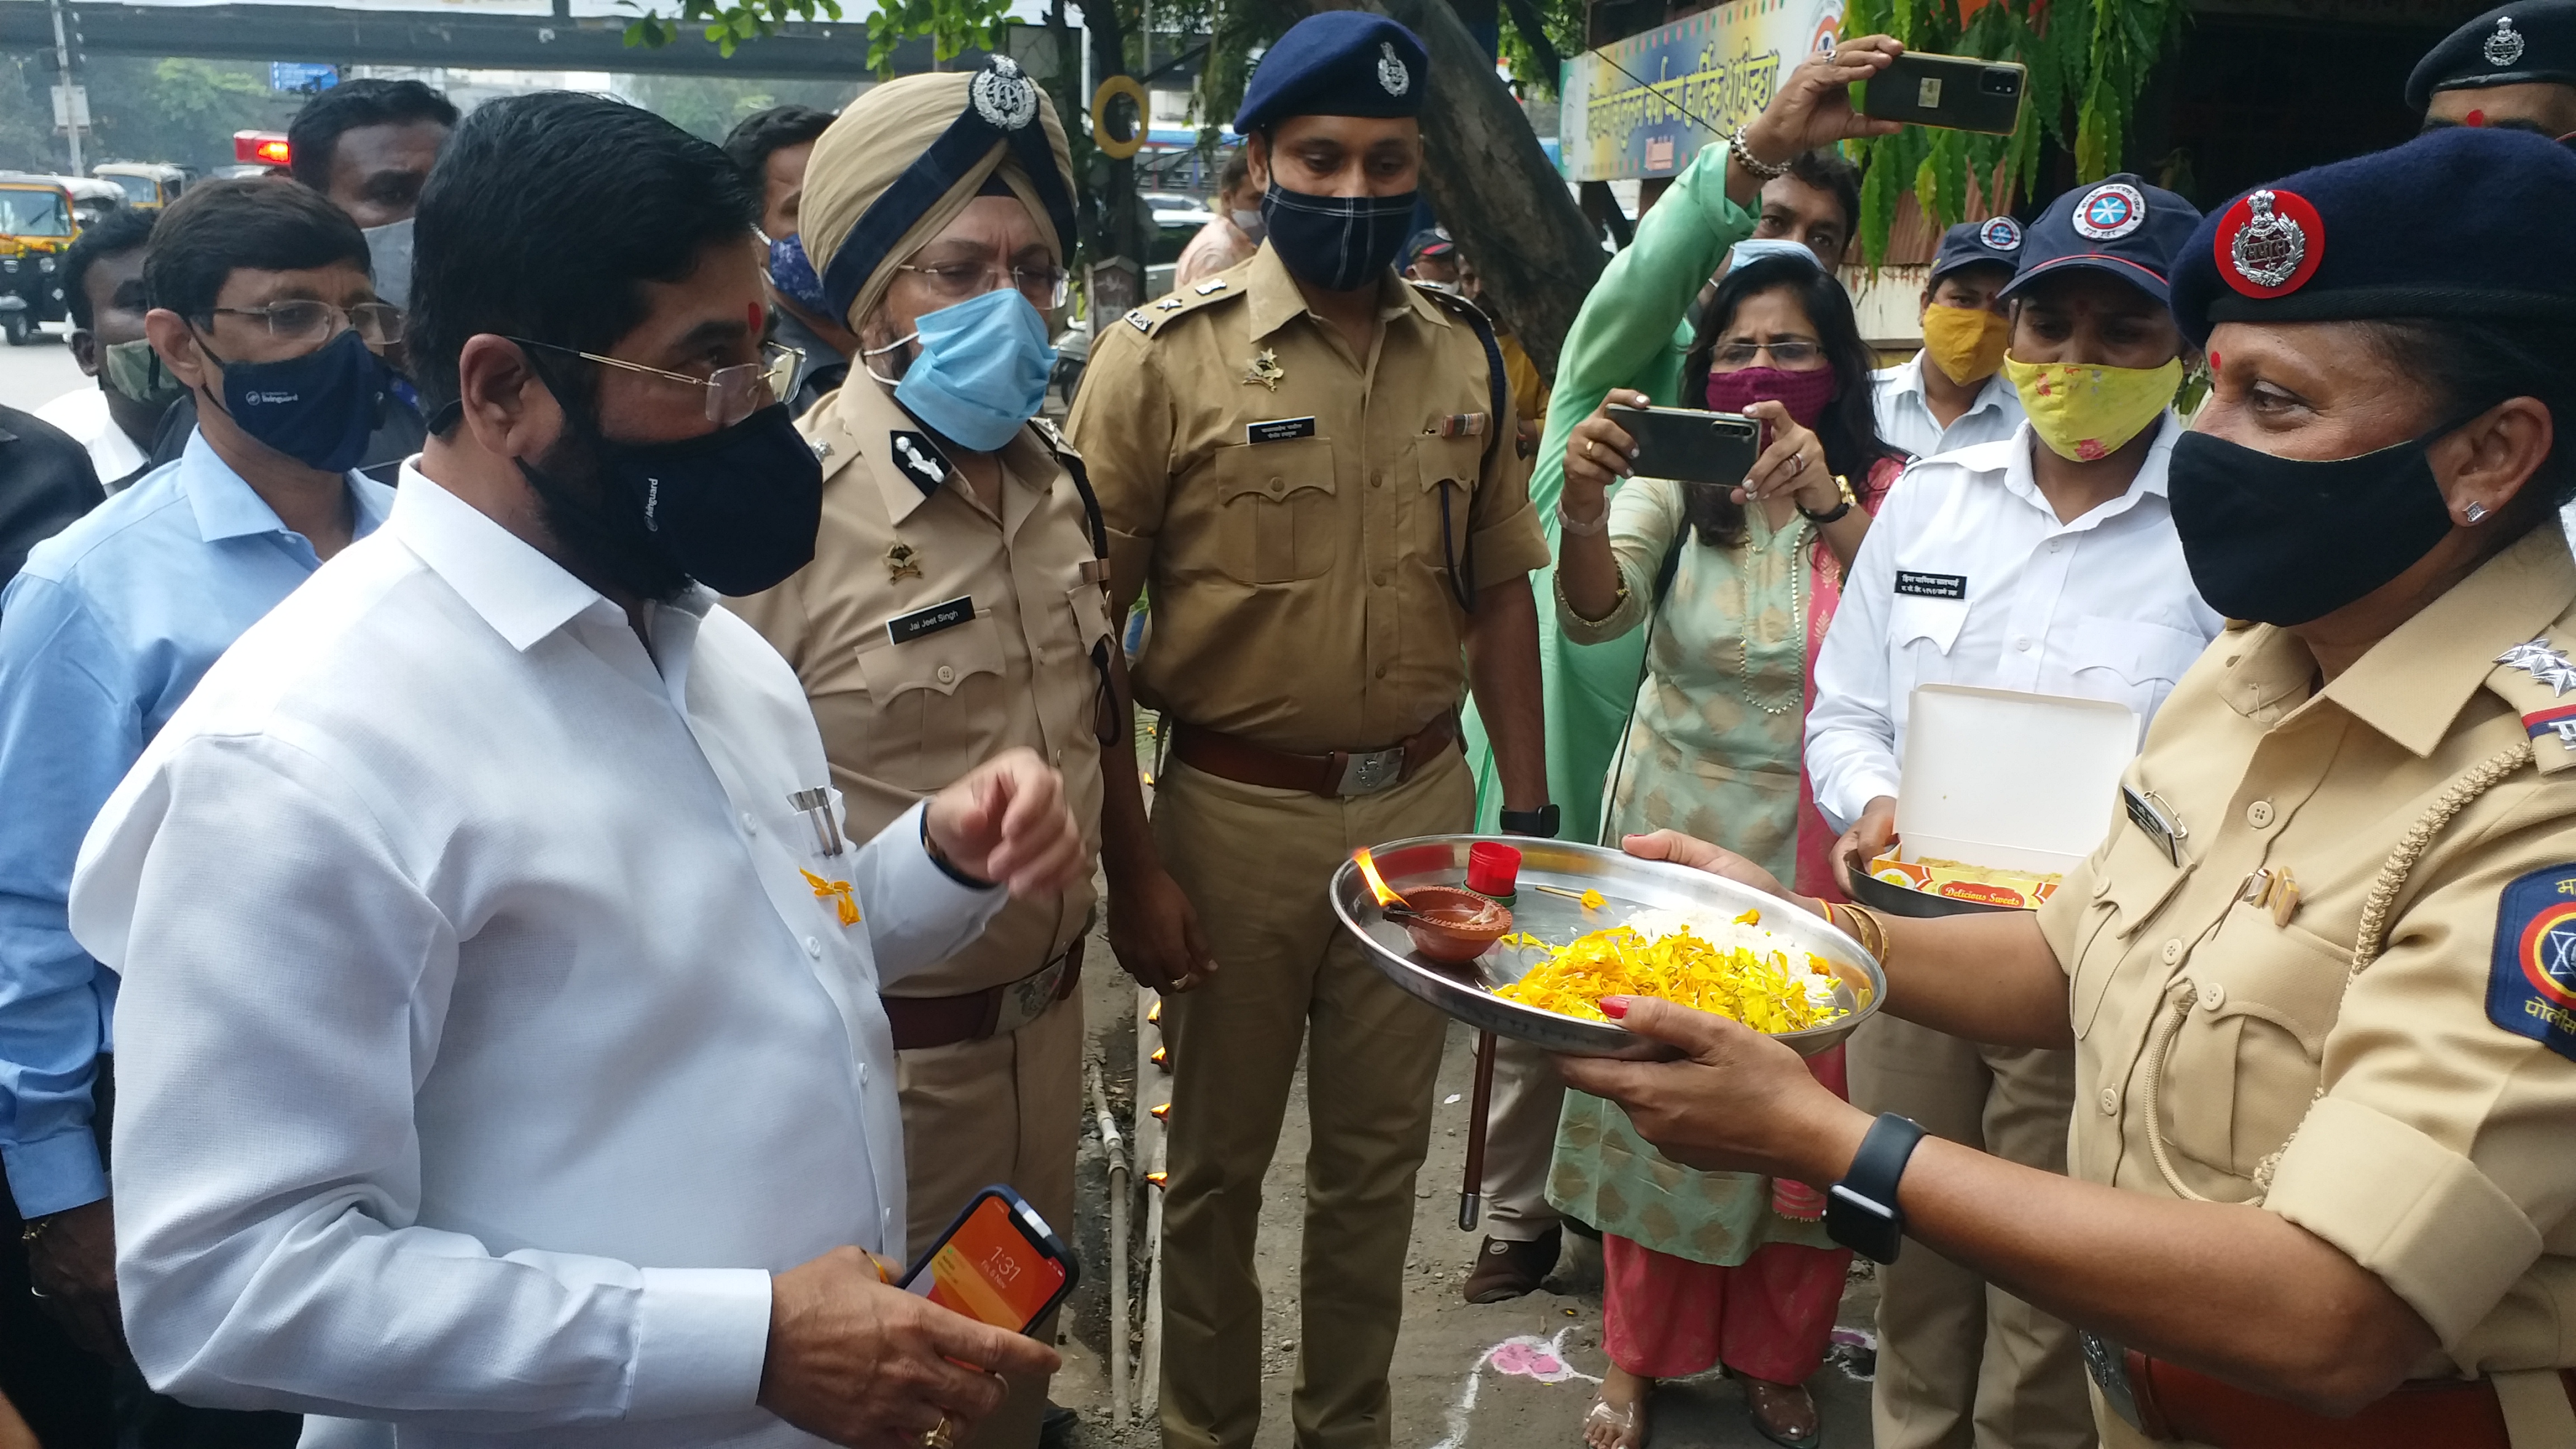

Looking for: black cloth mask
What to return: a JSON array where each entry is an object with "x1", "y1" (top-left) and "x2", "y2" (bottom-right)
[
  {"x1": 202, "y1": 326, "x2": 386, "y2": 474},
  {"x1": 1259, "y1": 182, "x2": 1417, "y2": 292},
  {"x1": 2167, "y1": 425, "x2": 2460, "y2": 627}
]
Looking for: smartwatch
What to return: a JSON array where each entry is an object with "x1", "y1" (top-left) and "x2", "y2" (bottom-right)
[
  {"x1": 1499, "y1": 804, "x2": 1561, "y2": 839},
  {"x1": 1826, "y1": 1112, "x2": 1926, "y2": 1264}
]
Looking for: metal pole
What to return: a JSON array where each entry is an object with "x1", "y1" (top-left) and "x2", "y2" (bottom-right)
[
  {"x1": 49, "y1": 0, "x2": 80, "y2": 174},
  {"x1": 1088, "y1": 1062, "x2": 1130, "y2": 1426}
]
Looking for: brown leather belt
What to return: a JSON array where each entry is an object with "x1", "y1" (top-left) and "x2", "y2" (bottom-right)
[
  {"x1": 2085, "y1": 1331, "x2": 2576, "y2": 1448},
  {"x1": 1169, "y1": 714, "x2": 1461, "y2": 798},
  {"x1": 883, "y1": 940, "x2": 1083, "y2": 1052}
]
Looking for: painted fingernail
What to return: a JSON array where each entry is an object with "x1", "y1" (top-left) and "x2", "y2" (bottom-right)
[{"x1": 1597, "y1": 997, "x2": 1631, "y2": 1019}]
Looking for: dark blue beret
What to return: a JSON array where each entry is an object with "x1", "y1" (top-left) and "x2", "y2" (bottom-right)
[
  {"x1": 1930, "y1": 217, "x2": 2022, "y2": 282},
  {"x1": 1233, "y1": 12, "x2": 1428, "y2": 133},
  {"x1": 2406, "y1": 0, "x2": 2576, "y2": 112},
  {"x1": 2171, "y1": 126, "x2": 2576, "y2": 347},
  {"x1": 2000, "y1": 173, "x2": 2201, "y2": 307}
]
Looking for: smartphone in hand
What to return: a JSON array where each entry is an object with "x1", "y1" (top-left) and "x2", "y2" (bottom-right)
[
  {"x1": 1606, "y1": 404, "x2": 1761, "y2": 487},
  {"x1": 899, "y1": 1186, "x2": 1079, "y2": 1334},
  {"x1": 1860, "y1": 53, "x2": 2027, "y2": 134}
]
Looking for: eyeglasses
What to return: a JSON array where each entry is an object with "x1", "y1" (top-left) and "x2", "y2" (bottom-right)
[
  {"x1": 1712, "y1": 339, "x2": 1821, "y2": 367},
  {"x1": 212, "y1": 300, "x2": 405, "y2": 347},
  {"x1": 512, "y1": 339, "x2": 803, "y2": 427},
  {"x1": 894, "y1": 261, "x2": 1072, "y2": 310}
]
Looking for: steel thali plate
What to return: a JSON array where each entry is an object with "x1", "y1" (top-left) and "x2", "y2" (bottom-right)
[{"x1": 1329, "y1": 836, "x2": 1886, "y2": 1060}]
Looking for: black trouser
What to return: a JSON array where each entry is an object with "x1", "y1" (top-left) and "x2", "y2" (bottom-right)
[{"x1": 2, "y1": 1059, "x2": 301, "y2": 1448}]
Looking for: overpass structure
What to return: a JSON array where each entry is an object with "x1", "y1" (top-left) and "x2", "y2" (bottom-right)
[{"x1": 0, "y1": 0, "x2": 979, "y2": 78}]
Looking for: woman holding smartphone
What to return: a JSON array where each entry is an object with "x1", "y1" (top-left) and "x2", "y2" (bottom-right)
[{"x1": 1551, "y1": 247, "x2": 1903, "y2": 1448}]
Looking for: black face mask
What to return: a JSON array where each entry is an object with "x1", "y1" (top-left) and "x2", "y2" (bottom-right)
[
  {"x1": 521, "y1": 387, "x2": 822, "y2": 601},
  {"x1": 2167, "y1": 425, "x2": 2460, "y2": 627},
  {"x1": 1260, "y1": 182, "x2": 1417, "y2": 293}
]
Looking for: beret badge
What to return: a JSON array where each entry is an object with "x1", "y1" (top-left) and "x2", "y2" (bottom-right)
[
  {"x1": 972, "y1": 55, "x2": 1040, "y2": 131},
  {"x1": 2487, "y1": 15, "x2": 2527, "y2": 67},
  {"x1": 1377, "y1": 41, "x2": 1411, "y2": 96},
  {"x1": 2218, "y1": 187, "x2": 2323, "y2": 299}
]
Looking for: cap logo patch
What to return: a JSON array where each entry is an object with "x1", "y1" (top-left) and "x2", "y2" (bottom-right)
[
  {"x1": 972, "y1": 56, "x2": 1040, "y2": 131},
  {"x1": 1378, "y1": 41, "x2": 1411, "y2": 96},
  {"x1": 1979, "y1": 216, "x2": 2024, "y2": 251},
  {"x1": 2216, "y1": 187, "x2": 2324, "y2": 299},
  {"x1": 2072, "y1": 183, "x2": 2145, "y2": 240},
  {"x1": 2488, "y1": 15, "x2": 2526, "y2": 67}
]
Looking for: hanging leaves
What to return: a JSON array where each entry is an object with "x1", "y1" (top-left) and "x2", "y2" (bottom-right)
[{"x1": 1843, "y1": 0, "x2": 2183, "y2": 265}]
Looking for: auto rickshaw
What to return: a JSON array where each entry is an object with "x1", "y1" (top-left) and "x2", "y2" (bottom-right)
[
  {"x1": 0, "y1": 173, "x2": 76, "y2": 347},
  {"x1": 93, "y1": 160, "x2": 190, "y2": 209},
  {"x1": 58, "y1": 176, "x2": 124, "y2": 230}
]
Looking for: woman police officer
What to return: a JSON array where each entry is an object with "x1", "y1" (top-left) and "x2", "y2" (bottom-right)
[{"x1": 1557, "y1": 126, "x2": 2576, "y2": 1449}]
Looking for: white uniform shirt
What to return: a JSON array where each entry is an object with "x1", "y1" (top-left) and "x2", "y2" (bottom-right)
[
  {"x1": 70, "y1": 465, "x2": 1003, "y2": 1448},
  {"x1": 1869, "y1": 353, "x2": 2025, "y2": 462},
  {"x1": 34, "y1": 385, "x2": 149, "y2": 489},
  {"x1": 1805, "y1": 414, "x2": 2224, "y2": 829}
]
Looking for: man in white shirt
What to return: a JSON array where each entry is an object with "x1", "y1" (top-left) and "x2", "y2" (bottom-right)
[
  {"x1": 1806, "y1": 176, "x2": 2224, "y2": 1449},
  {"x1": 1869, "y1": 219, "x2": 2026, "y2": 462},
  {"x1": 34, "y1": 208, "x2": 174, "y2": 492},
  {"x1": 70, "y1": 91, "x2": 1078, "y2": 1449}
]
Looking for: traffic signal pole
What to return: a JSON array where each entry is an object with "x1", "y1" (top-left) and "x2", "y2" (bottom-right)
[{"x1": 49, "y1": 0, "x2": 81, "y2": 174}]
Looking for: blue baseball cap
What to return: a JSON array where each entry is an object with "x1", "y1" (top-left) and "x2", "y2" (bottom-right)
[
  {"x1": 1234, "y1": 12, "x2": 1428, "y2": 133},
  {"x1": 2000, "y1": 174, "x2": 2203, "y2": 307},
  {"x1": 2171, "y1": 125, "x2": 2576, "y2": 348},
  {"x1": 1930, "y1": 217, "x2": 2024, "y2": 283}
]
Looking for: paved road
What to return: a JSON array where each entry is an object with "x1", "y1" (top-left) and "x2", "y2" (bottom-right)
[{"x1": 0, "y1": 325, "x2": 87, "y2": 414}]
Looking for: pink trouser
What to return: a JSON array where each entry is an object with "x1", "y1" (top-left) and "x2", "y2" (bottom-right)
[{"x1": 1602, "y1": 1234, "x2": 1853, "y2": 1384}]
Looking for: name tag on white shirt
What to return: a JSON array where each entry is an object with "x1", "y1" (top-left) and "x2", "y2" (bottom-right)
[{"x1": 1895, "y1": 571, "x2": 1968, "y2": 600}]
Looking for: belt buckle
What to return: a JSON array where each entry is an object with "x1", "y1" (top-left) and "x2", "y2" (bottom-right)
[
  {"x1": 2080, "y1": 1330, "x2": 2147, "y2": 1433},
  {"x1": 996, "y1": 957, "x2": 1067, "y2": 1035},
  {"x1": 1336, "y1": 747, "x2": 1405, "y2": 797}
]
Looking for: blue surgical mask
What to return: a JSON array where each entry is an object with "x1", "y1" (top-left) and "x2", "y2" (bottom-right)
[
  {"x1": 768, "y1": 233, "x2": 835, "y2": 320},
  {"x1": 866, "y1": 287, "x2": 1056, "y2": 453},
  {"x1": 202, "y1": 326, "x2": 385, "y2": 473}
]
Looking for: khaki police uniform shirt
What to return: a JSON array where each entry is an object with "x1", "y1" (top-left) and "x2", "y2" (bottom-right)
[
  {"x1": 1064, "y1": 244, "x2": 1550, "y2": 754},
  {"x1": 2038, "y1": 524, "x2": 2576, "y2": 1382},
  {"x1": 726, "y1": 373, "x2": 1109, "y2": 997}
]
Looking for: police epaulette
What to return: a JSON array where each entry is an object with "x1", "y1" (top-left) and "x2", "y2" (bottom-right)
[
  {"x1": 2491, "y1": 632, "x2": 2576, "y2": 773},
  {"x1": 1118, "y1": 273, "x2": 1246, "y2": 338}
]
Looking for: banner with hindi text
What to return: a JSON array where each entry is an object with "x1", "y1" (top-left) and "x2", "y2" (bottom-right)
[{"x1": 1556, "y1": 0, "x2": 1844, "y2": 182}]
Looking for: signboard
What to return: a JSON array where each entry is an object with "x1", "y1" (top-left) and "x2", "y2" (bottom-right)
[
  {"x1": 50, "y1": 84, "x2": 89, "y2": 131},
  {"x1": 1557, "y1": 0, "x2": 1844, "y2": 182},
  {"x1": 270, "y1": 61, "x2": 340, "y2": 92}
]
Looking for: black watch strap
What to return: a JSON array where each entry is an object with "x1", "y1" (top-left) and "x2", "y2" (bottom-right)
[
  {"x1": 1798, "y1": 495, "x2": 1854, "y2": 525},
  {"x1": 1499, "y1": 804, "x2": 1561, "y2": 839},
  {"x1": 1826, "y1": 1112, "x2": 1925, "y2": 1264}
]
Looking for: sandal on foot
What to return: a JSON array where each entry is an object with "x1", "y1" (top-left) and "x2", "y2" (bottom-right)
[{"x1": 1581, "y1": 1396, "x2": 1646, "y2": 1449}]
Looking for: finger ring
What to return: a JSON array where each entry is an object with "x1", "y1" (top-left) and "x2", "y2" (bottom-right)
[
  {"x1": 1584, "y1": 438, "x2": 1595, "y2": 459},
  {"x1": 923, "y1": 1418, "x2": 955, "y2": 1449}
]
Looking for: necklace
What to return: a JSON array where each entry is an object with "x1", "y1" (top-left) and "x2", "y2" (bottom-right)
[{"x1": 1732, "y1": 515, "x2": 1809, "y2": 716}]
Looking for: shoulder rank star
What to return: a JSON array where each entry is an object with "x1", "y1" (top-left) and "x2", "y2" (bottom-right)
[
  {"x1": 800, "y1": 869, "x2": 860, "y2": 926},
  {"x1": 2501, "y1": 637, "x2": 2576, "y2": 695},
  {"x1": 1242, "y1": 348, "x2": 1285, "y2": 392},
  {"x1": 885, "y1": 542, "x2": 924, "y2": 583}
]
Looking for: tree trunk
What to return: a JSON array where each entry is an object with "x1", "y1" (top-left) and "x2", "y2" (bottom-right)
[{"x1": 1281, "y1": 0, "x2": 1603, "y2": 376}]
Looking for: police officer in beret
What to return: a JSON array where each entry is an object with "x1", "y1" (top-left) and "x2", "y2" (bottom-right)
[
  {"x1": 1871, "y1": 219, "x2": 2029, "y2": 461},
  {"x1": 1066, "y1": 13, "x2": 1554, "y2": 1449},
  {"x1": 2409, "y1": 0, "x2": 2576, "y2": 138},
  {"x1": 724, "y1": 59, "x2": 1123, "y2": 1449},
  {"x1": 1561, "y1": 124, "x2": 2576, "y2": 1449}
]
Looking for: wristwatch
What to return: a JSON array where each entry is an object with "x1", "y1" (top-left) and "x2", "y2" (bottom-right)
[
  {"x1": 1798, "y1": 473, "x2": 1857, "y2": 525},
  {"x1": 1826, "y1": 1112, "x2": 1926, "y2": 1264},
  {"x1": 1499, "y1": 804, "x2": 1561, "y2": 839}
]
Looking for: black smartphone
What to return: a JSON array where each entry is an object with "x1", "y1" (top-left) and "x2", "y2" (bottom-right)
[
  {"x1": 1860, "y1": 53, "x2": 2027, "y2": 135},
  {"x1": 1606, "y1": 404, "x2": 1761, "y2": 487},
  {"x1": 898, "y1": 1185, "x2": 1081, "y2": 1334}
]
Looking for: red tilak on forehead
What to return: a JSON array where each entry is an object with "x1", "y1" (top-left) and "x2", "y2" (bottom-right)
[
  {"x1": 2210, "y1": 351, "x2": 2222, "y2": 371},
  {"x1": 749, "y1": 302, "x2": 764, "y2": 332},
  {"x1": 2468, "y1": 108, "x2": 2488, "y2": 126}
]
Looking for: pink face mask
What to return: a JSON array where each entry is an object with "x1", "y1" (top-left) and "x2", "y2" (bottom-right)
[{"x1": 1706, "y1": 364, "x2": 1840, "y2": 429}]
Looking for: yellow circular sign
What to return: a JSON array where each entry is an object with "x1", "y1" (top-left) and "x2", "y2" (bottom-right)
[{"x1": 1092, "y1": 75, "x2": 1149, "y2": 160}]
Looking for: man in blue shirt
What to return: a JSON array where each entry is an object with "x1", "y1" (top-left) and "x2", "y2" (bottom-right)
[{"x1": 0, "y1": 176, "x2": 396, "y2": 1445}]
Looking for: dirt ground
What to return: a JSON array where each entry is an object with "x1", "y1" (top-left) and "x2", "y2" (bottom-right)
[{"x1": 1048, "y1": 926, "x2": 1883, "y2": 1449}]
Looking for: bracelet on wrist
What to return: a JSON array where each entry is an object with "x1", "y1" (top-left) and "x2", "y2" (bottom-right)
[
  {"x1": 1727, "y1": 125, "x2": 1792, "y2": 181},
  {"x1": 919, "y1": 807, "x2": 999, "y2": 891},
  {"x1": 1557, "y1": 498, "x2": 1610, "y2": 537}
]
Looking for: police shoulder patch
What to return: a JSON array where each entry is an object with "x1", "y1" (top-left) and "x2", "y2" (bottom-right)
[
  {"x1": 2488, "y1": 865, "x2": 2576, "y2": 1059},
  {"x1": 1125, "y1": 279, "x2": 1246, "y2": 339}
]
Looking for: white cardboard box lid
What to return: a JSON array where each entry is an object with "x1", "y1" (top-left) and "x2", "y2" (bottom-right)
[{"x1": 1896, "y1": 684, "x2": 2141, "y2": 870}]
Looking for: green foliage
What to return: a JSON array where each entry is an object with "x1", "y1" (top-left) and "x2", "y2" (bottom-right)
[
  {"x1": 1840, "y1": 0, "x2": 2186, "y2": 266},
  {"x1": 621, "y1": 0, "x2": 849, "y2": 59},
  {"x1": 1499, "y1": 0, "x2": 1584, "y2": 99}
]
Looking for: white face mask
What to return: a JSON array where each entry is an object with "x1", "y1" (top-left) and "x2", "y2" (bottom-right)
[{"x1": 1230, "y1": 207, "x2": 1266, "y2": 243}]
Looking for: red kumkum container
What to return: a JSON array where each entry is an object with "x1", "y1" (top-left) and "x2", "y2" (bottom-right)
[{"x1": 1465, "y1": 841, "x2": 1522, "y2": 902}]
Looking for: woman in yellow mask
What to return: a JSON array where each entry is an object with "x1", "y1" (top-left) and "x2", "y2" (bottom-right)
[{"x1": 1801, "y1": 173, "x2": 2227, "y2": 1449}]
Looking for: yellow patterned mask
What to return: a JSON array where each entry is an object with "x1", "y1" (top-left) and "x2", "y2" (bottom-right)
[
  {"x1": 1920, "y1": 305, "x2": 2009, "y2": 385},
  {"x1": 2004, "y1": 356, "x2": 2182, "y2": 462}
]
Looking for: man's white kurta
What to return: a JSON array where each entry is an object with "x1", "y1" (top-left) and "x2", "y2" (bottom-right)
[{"x1": 69, "y1": 466, "x2": 1003, "y2": 1447}]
